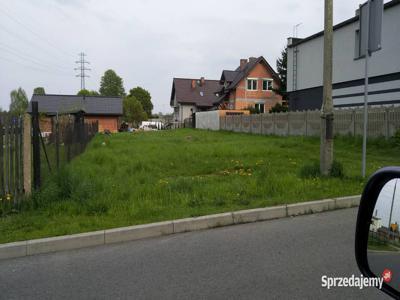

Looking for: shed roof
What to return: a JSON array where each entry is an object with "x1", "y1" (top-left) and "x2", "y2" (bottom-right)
[{"x1": 28, "y1": 94, "x2": 123, "y2": 115}]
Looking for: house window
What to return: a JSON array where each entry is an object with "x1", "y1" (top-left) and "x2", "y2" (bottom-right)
[
  {"x1": 262, "y1": 79, "x2": 273, "y2": 91},
  {"x1": 247, "y1": 79, "x2": 258, "y2": 91},
  {"x1": 255, "y1": 103, "x2": 265, "y2": 113},
  {"x1": 354, "y1": 29, "x2": 363, "y2": 59}
]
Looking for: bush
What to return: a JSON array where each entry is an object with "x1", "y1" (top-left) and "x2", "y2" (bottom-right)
[
  {"x1": 300, "y1": 160, "x2": 344, "y2": 178},
  {"x1": 330, "y1": 160, "x2": 345, "y2": 178},
  {"x1": 269, "y1": 103, "x2": 288, "y2": 113}
]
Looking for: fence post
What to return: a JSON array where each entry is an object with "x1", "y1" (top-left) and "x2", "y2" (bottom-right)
[
  {"x1": 0, "y1": 120, "x2": 4, "y2": 197},
  {"x1": 273, "y1": 113, "x2": 276, "y2": 135},
  {"x1": 31, "y1": 102, "x2": 41, "y2": 190},
  {"x1": 352, "y1": 109, "x2": 356, "y2": 136},
  {"x1": 55, "y1": 114, "x2": 60, "y2": 169},
  {"x1": 385, "y1": 108, "x2": 389, "y2": 139},
  {"x1": 287, "y1": 112, "x2": 290, "y2": 136},
  {"x1": 305, "y1": 110, "x2": 308, "y2": 136}
]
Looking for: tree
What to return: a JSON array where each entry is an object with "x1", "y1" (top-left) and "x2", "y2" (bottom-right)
[
  {"x1": 33, "y1": 87, "x2": 45, "y2": 95},
  {"x1": 9, "y1": 88, "x2": 28, "y2": 116},
  {"x1": 246, "y1": 105, "x2": 260, "y2": 114},
  {"x1": 275, "y1": 47, "x2": 287, "y2": 100},
  {"x1": 128, "y1": 87, "x2": 153, "y2": 117},
  {"x1": 99, "y1": 69, "x2": 125, "y2": 97},
  {"x1": 123, "y1": 95, "x2": 147, "y2": 127},
  {"x1": 77, "y1": 89, "x2": 100, "y2": 96},
  {"x1": 269, "y1": 103, "x2": 288, "y2": 113}
]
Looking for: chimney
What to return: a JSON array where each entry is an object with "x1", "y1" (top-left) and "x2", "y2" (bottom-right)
[
  {"x1": 249, "y1": 57, "x2": 257, "y2": 63},
  {"x1": 200, "y1": 77, "x2": 205, "y2": 86},
  {"x1": 191, "y1": 79, "x2": 196, "y2": 89},
  {"x1": 240, "y1": 59, "x2": 247, "y2": 70}
]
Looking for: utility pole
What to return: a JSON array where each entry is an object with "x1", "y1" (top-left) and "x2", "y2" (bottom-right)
[
  {"x1": 74, "y1": 52, "x2": 90, "y2": 90},
  {"x1": 320, "y1": 0, "x2": 334, "y2": 176}
]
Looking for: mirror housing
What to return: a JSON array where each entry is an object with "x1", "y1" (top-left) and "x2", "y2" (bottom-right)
[{"x1": 355, "y1": 166, "x2": 400, "y2": 299}]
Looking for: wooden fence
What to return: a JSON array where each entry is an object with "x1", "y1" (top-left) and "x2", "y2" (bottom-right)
[
  {"x1": 0, "y1": 116, "x2": 24, "y2": 213},
  {"x1": 220, "y1": 106, "x2": 400, "y2": 138},
  {"x1": 0, "y1": 102, "x2": 99, "y2": 215}
]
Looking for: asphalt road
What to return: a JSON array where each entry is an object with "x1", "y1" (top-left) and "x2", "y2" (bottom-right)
[{"x1": 0, "y1": 208, "x2": 389, "y2": 299}]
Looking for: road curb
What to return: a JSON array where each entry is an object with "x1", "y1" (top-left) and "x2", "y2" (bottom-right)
[
  {"x1": 173, "y1": 212, "x2": 234, "y2": 233},
  {"x1": 0, "y1": 195, "x2": 361, "y2": 260},
  {"x1": 105, "y1": 221, "x2": 173, "y2": 244},
  {"x1": 287, "y1": 199, "x2": 336, "y2": 216},
  {"x1": 232, "y1": 205, "x2": 287, "y2": 224}
]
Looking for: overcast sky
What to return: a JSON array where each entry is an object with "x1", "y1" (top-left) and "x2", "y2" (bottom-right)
[
  {"x1": 0, "y1": 0, "x2": 377, "y2": 113},
  {"x1": 374, "y1": 179, "x2": 400, "y2": 228}
]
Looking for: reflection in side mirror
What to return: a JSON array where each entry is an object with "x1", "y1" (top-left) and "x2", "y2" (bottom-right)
[{"x1": 368, "y1": 178, "x2": 400, "y2": 289}]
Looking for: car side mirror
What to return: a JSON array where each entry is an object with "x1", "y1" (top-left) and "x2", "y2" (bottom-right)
[{"x1": 355, "y1": 167, "x2": 400, "y2": 299}]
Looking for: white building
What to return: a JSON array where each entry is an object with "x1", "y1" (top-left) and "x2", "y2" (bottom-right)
[
  {"x1": 170, "y1": 77, "x2": 222, "y2": 123},
  {"x1": 287, "y1": 0, "x2": 400, "y2": 110}
]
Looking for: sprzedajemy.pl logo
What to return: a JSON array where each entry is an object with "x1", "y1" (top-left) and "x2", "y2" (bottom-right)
[{"x1": 321, "y1": 274, "x2": 384, "y2": 290}]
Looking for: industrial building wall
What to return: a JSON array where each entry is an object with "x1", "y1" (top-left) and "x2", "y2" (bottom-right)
[{"x1": 287, "y1": 3, "x2": 400, "y2": 110}]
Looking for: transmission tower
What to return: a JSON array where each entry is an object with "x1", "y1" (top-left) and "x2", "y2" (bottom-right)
[{"x1": 74, "y1": 52, "x2": 90, "y2": 90}]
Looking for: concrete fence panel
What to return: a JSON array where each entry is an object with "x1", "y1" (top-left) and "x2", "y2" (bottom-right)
[
  {"x1": 233, "y1": 115, "x2": 241, "y2": 132},
  {"x1": 306, "y1": 110, "x2": 321, "y2": 136},
  {"x1": 261, "y1": 114, "x2": 274, "y2": 135},
  {"x1": 241, "y1": 115, "x2": 251, "y2": 133},
  {"x1": 288, "y1": 111, "x2": 306, "y2": 136},
  {"x1": 388, "y1": 108, "x2": 400, "y2": 137},
  {"x1": 368, "y1": 109, "x2": 386, "y2": 138},
  {"x1": 251, "y1": 114, "x2": 262, "y2": 134},
  {"x1": 334, "y1": 110, "x2": 354, "y2": 136},
  {"x1": 220, "y1": 116, "x2": 226, "y2": 130},
  {"x1": 274, "y1": 113, "x2": 289, "y2": 136},
  {"x1": 210, "y1": 106, "x2": 399, "y2": 138}
]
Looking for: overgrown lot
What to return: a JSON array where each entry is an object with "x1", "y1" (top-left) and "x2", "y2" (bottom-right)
[{"x1": 1, "y1": 129, "x2": 399, "y2": 243}]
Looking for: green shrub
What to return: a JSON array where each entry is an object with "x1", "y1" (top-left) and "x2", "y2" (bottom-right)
[
  {"x1": 330, "y1": 160, "x2": 345, "y2": 178},
  {"x1": 300, "y1": 160, "x2": 344, "y2": 178}
]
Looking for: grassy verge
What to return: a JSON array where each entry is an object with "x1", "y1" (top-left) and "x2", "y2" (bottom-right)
[{"x1": 1, "y1": 129, "x2": 399, "y2": 243}]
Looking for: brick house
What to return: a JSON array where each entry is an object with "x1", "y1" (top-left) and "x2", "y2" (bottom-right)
[
  {"x1": 214, "y1": 56, "x2": 282, "y2": 113},
  {"x1": 170, "y1": 78, "x2": 222, "y2": 123},
  {"x1": 28, "y1": 94, "x2": 123, "y2": 133}
]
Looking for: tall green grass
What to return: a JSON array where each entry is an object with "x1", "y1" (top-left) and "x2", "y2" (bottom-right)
[{"x1": 0, "y1": 129, "x2": 399, "y2": 243}]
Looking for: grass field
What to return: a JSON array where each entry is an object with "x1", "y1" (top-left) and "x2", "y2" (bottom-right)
[{"x1": 1, "y1": 129, "x2": 399, "y2": 243}]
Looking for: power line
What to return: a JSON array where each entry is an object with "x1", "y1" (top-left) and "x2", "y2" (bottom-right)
[
  {"x1": 0, "y1": 56, "x2": 71, "y2": 77},
  {"x1": 74, "y1": 52, "x2": 91, "y2": 90},
  {"x1": 0, "y1": 5, "x2": 74, "y2": 59},
  {"x1": 0, "y1": 43, "x2": 71, "y2": 74},
  {"x1": 0, "y1": 23, "x2": 72, "y2": 66}
]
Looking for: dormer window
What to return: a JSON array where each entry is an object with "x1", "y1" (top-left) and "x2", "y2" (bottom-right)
[
  {"x1": 247, "y1": 78, "x2": 257, "y2": 91},
  {"x1": 262, "y1": 79, "x2": 273, "y2": 91}
]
